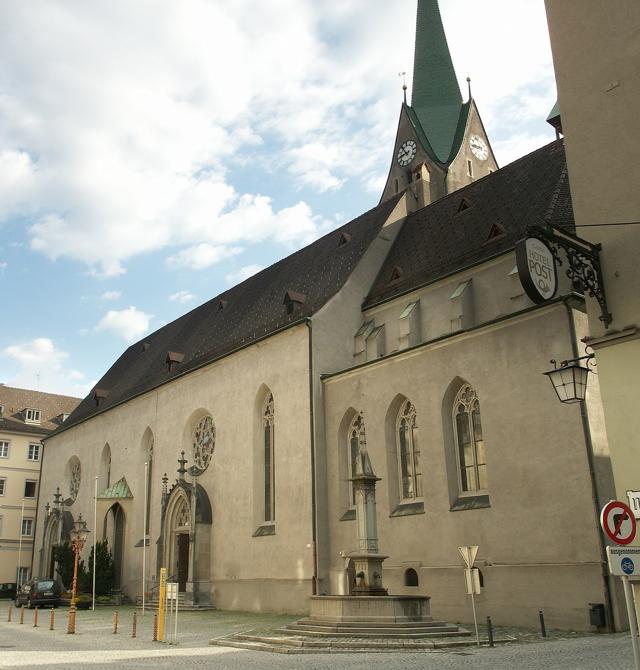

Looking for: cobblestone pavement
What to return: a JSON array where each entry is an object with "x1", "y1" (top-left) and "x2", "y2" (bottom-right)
[{"x1": 0, "y1": 605, "x2": 634, "y2": 669}]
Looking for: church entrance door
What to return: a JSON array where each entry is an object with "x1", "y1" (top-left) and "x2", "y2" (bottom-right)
[{"x1": 177, "y1": 533, "x2": 189, "y2": 592}]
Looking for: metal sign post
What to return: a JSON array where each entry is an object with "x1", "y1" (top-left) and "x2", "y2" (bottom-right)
[
  {"x1": 458, "y1": 546, "x2": 480, "y2": 647},
  {"x1": 165, "y1": 582, "x2": 178, "y2": 645},
  {"x1": 607, "y1": 547, "x2": 640, "y2": 670}
]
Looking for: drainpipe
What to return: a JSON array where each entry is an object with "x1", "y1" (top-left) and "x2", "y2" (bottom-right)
[
  {"x1": 563, "y1": 299, "x2": 615, "y2": 632},
  {"x1": 306, "y1": 319, "x2": 318, "y2": 595}
]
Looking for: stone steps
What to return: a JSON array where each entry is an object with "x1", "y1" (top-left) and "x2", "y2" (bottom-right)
[
  {"x1": 136, "y1": 596, "x2": 214, "y2": 612},
  {"x1": 282, "y1": 624, "x2": 467, "y2": 638},
  {"x1": 211, "y1": 631, "x2": 516, "y2": 653}
]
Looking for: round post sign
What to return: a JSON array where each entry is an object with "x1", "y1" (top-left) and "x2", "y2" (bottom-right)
[
  {"x1": 600, "y1": 500, "x2": 637, "y2": 545},
  {"x1": 515, "y1": 237, "x2": 558, "y2": 303}
]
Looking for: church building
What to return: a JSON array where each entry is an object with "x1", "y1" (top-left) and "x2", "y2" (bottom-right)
[{"x1": 34, "y1": 0, "x2": 623, "y2": 630}]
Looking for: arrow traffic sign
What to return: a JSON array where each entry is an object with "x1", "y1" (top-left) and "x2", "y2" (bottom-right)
[
  {"x1": 601, "y1": 500, "x2": 637, "y2": 545},
  {"x1": 458, "y1": 546, "x2": 479, "y2": 568}
]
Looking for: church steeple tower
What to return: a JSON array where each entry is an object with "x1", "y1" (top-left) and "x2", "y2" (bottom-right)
[
  {"x1": 411, "y1": 0, "x2": 463, "y2": 164},
  {"x1": 380, "y1": 0, "x2": 497, "y2": 208}
]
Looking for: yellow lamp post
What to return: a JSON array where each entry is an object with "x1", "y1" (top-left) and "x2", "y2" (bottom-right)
[{"x1": 67, "y1": 514, "x2": 90, "y2": 634}]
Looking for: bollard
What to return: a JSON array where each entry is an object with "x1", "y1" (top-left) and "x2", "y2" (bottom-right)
[
  {"x1": 7, "y1": 605, "x2": 12, "y2": 623},
  {"x1": 539, "y1": 609, "x2": 547, "y2": 638},
  {"x1": 132, "y1": 611, "x2": 137, "y2": 638},
  {"x1": 487, "y1": 616, "x2": 494, "y2": 648},
  {"x1": 49, "y1": 608, "x2": 55, "y2": 631},
  {"x1": 113, "y1": 610, "x2": 119, "y2": 634},
  {"x1": 152, "y1": 613, "x2": 158, "y2": 642},
  {"x1": 19, "y1": 606, "x2": 25, "y2": 625},
  {"x1": 33, "y1": 607, "x2": 39, "y2": 628}
]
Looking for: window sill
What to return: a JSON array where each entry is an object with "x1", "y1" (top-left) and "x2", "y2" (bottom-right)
[
  {"x1": 340, "y1": 509, "x2": 356, "y2": 522},
  {"x1": 252, "y1": 524, "x2": 276, "y2": 537},
  {"x1": 450, "y1": 494, "x2": 491, "y2": 512},
  {"x1": 390, "y1": 501, "x2": 425, "y2": 517},
  {"x1": 134, "y1": 537, "x2": 150, "y2": 547}
]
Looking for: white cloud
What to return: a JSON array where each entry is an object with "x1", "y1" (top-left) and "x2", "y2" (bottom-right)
[
  {"x1": 95, "y1": 307, "x2": 153, "y2": 342},
  {"x1": 101, "y1": 290, "x2": 121, "y2": 301},
  {"x1": 166, "y1": 244, "x2": 242, "y2": 271},
  {"x1": 225, "y1": 264, "x2": 264, "y2": 285},
  {"x1": 0, "y1": 1, "x2": 555, "y2": 276},
  {"x1": 0, "y1": 261, "x2": 7, "y2": 271},
  {"x1": 2, "y1": 337, "x2": 88, "y2": 397},
  {"x1": 169, "y1": 290, "x2": 197, "y2": 304}
]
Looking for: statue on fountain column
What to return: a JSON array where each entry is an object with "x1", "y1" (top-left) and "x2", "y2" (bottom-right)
[{"x1": 349, "y1": 431, "x2": 388, "y2": 596}]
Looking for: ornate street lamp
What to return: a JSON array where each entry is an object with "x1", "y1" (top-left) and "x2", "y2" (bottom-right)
[
  {"x1": 544, "y1": 355, "x2": 595, "y2": 404},
  {"x1": 67, "y1": 514, "x2": 90, "y2": 634}
]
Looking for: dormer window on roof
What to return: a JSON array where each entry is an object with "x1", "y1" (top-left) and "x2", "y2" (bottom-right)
[
  {"x1": 283, "y1": 290, "x2": 306, "y2": 315},
  {"x1": 142, "y1": 342, "x2": 151, "y2": 352},
  {"x1": 166, "y1": 351, "x2": 185, "y2": 372},
  {"x1": 484, "y1": 223, "x2": 506, "y2": 243},
  {"x1": 94, "y1": 389, "x2": 109, "y2": 407},
  {"x1": 456, "y1": 198, "x2": 472, "y2": 214},
  {"x1": 217, "y1": 299, "x2": 228, "y2": 312},
  {"x1": 338, "y1": 231, "x2": 352, "y2": 247},
  {"x1": 24, "y1": 408, "x2": 41, "y2": 424},
  {"x1": 388, "y1": 265, "x2": 404, "y2": 284}
]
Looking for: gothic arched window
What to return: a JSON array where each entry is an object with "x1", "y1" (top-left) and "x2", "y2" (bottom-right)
[
  {"x1": 347, "y1": 413, "x2": 365, "y2": 506},
  {"x1": 453, "y1": 384, "x2": 487, "y2": 492},
  {"x1": 263, "y1": 393, "x2": 275, "y2": 522},
  {"x1": 396, "y1": 399, "x2": 422, "y2": 500}
]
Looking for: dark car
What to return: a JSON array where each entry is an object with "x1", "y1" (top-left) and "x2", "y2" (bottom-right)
[
  {"x1": 15, "y1": 579, "x2": 61, "y2": 608},
  {"x1": 0, "y1": 583, "x2": 16, "y2": 599}
]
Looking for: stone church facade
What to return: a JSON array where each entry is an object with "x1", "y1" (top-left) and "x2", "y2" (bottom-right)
[{"x1": 34, "y1": 1, "x2": 623, "y2": 629}]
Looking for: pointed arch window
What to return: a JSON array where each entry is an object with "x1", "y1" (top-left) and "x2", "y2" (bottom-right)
[
  {"x1": 396, "y1": 400, "x2": 422, "y2": 500},
  {"x1": 347, "y1": 413, "x2": 365, "y2": 507},
  {"x1": 263, "y1": 393, "x2": 275, "y2": 522},
  {"x1": 453, "y1": 384, "x2": 487, "y2": 492}
]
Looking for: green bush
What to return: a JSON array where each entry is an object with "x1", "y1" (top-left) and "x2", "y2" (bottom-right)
[{"x1": 87, "y1": 540, "x2": 115, "y2": 597}]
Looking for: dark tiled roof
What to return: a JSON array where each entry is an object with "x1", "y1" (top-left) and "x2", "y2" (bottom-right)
[
  {"x1": 60, "y1": 194, "x2": 403, "y2": 432},
  {"x1": 364, "y1": 140, "x2": 573, "y2": 308},
  {"x1": 0, "y1": 385, "x2": 81, "y2": 435}
]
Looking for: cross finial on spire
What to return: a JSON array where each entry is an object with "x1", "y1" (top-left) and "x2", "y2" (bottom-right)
[
  {"x1": 467, "y1": 76, "x2": 472, "y2": 101},
  {"x1": 398, "y1": 71, "x2": 407, "y2": 104}
]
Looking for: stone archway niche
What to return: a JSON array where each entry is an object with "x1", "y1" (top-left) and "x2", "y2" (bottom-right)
[{"x1": 160, "y1": 478, "x2": 212, "y2": 606}]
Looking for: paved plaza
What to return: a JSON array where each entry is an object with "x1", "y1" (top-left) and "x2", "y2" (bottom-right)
[{"x1": 0, "y1": 605, "x2": 635, "y2": 669}]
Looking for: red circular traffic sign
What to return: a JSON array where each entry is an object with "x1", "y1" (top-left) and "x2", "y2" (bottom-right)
[{"x1": 600, "y1": 500, "x2": 637, "y2": 545}]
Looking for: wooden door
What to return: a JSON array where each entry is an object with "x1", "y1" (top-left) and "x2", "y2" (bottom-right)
[{"x1": 177, "y1": 534, "x2": 189, "y2": 592}]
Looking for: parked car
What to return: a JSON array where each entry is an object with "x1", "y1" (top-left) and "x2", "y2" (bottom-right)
[
  {"x1": 0, "y1": 583, "x2": 16, "y2": 599},
  {"x1": 15, "y1": 579, "x2": 61, "y2": 608}
]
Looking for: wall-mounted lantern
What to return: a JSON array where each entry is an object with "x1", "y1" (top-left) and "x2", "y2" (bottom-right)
[{"x1": 544, "y1": 355, "x2": 595, "y2": 404}]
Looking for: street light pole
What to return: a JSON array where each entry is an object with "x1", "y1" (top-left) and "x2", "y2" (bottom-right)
[
  {"x1": 67, "y1": 514, "x2": 90, "y2": 635},
  {"x1": 17, "y1": 498, "x2": 25, "y2": 586},
  {"x1": 142, "y1": 461, "x2": 148, "y2": 615},
  {"x1": 92, "y1": 476, "x2": 98, "y2": 611}
]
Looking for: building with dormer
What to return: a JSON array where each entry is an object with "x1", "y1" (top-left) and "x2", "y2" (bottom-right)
[{"x1": 33, "y1": 1, "x2": 625, "y2": 629}]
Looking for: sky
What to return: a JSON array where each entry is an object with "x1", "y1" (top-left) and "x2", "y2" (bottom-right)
[{"x1": 0, "y1": 0, "x2": 557, "y2": 398}]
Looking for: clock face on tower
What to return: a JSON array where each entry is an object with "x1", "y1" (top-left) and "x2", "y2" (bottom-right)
[
  {"x1": 397, "y1": 140, "x2": 417, "y2": 167},
  {"x1": 469, "y1": 135, "x2": 488, "y2": 161}
]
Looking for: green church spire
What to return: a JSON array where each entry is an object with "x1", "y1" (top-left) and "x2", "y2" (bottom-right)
[{"x1": 410, "y1": 0, "x2": 465, "y2": 164}]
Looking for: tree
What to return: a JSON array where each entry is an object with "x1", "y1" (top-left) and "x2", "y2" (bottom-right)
[{"x1": 87, "y1": 540, "x2": 115, "y2": 596}]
